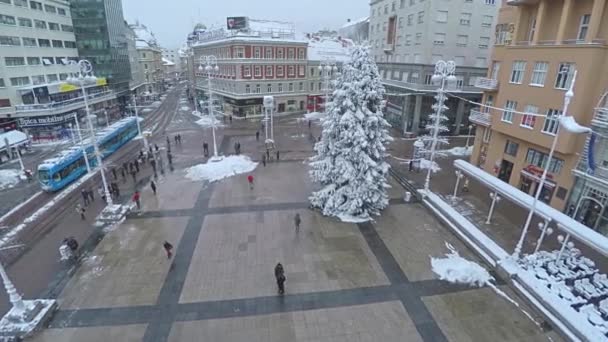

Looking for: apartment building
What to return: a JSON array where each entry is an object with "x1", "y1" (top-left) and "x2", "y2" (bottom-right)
[
  {"x1": 125, "y1": 22, "x2": 145, "y2": 98},
  {"x1": 469, "y1": 0, "x2": 608, "y2": 219},
  {"x1": 191, "y1": 19, "x2": 308, "y2": 117},
  {"x1": 369, "y1": 0, "x2": 499, "y2": 135},
  {"x1": 131, "y1": 23, "x2": 163, "y2": 95}
]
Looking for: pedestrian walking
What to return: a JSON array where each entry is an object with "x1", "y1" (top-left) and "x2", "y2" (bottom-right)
[
  {"x1": 167, "y1": 151, "x2": 173, "y2": 165},
  {"x1": 408, "y1": 160, "x2": 413, "y2": 172},
  {"x1": 131, "y1": 170, "x2": 137, "y2": 183},
  {"x1": 256, "y1": 131, "x2": 260, "y2": 141},
  {"x1": 88, "y1": 188, "x2": 95, "y2": 202},
  {"x1": 98, "y1": 186, "x2": 106, "y2": 203},
  {"x1": 294, "y1": 213, "x2": 301, "y2": 232},
  {"x1": 203, "y1": 142, "x2": 209, "y2": 157},
  {"x1": 121, "y1": 168, "x2": 126, "y2": 183},
  {"x1": 81, "y1": 189, "x2": 89, "y2": 206},
  {"x1": 76, "y1": 204, "x2": 86, "y2": 220},
  {"x1": 155, "y1": 144, "x2": 159, "y2": 152},
  {"x1": 237, "y1": 141, "x2": 241, "y2": 154},
  {"x1": 262, "y1": 154, "x2": 266, "y2": 167},
  {"x1": 111, "y1": 167, "x2": 117, "y2": 180},
  {"x1": 163, "y1": 241, "x2": 174, "y2": 259},
  {"x1": 132, "y1": 191, "x2": 141, "y2": 210},
  {"x1": 247, "y1": 175, "x2": 254, "y2": 190},
  {"x1": 174, "y1": 135, "x2": 178, "y2": 144},
  {"x1": 274, "y1": 263, "x2": 286, "y2": 295},
  {"x1": 134, "y1": 159, "x2": 140, "y2": 173},
  {"x1": 266, "y1": 148, "x2": 270, "y2": 160},
  {"x1": 150, "y1": 180, "x2": 157, "y2": 195},
  {"x1": 166, "y1": 136, "x2": 171, "y2": 146},
  {"x1": 149, "y1": 145, "x2": 153, "y2": 155},
  {"x1": 229, "y1": 115, "x2": 233, "y2": 123},
  {"x1": 308, "y1": 120, "x2": 312, "y2": 129},
  {"x1": 276, "y1": 150, "x2": 280, "y2": 161},
  {"x1": 178, "y1": 134, "x2": 182, "y2": 144}
]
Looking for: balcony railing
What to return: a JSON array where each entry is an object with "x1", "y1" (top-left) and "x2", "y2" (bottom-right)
[
  {"x1": 469, "y1": 108, "x2": 491, "y2": 127},
  {"x1": 591, "y1": 107, "x2": 608, "y2": 130},
  {"x1": 381, "y1": 79, "x2": 482, "y2": 94},
  {"x1": 15, "y1": 92, "x2": 116, "y2": 116},
  {"x1": 506, "y1": 0, "x2": 539, "y2": 5},
  {"x1": 474, "y1": 77, "x2": 499, "y2": 91},
  {"x1": 0, "y1": 107, "x2": 14, "y2": 116}
]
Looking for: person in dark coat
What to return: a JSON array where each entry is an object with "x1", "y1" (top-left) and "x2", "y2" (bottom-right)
[
  {"x1": 256, "y1": 131, "x2": 260, "y2": 141},
  {"x1": 276, "y1": 150, "x2": 280, "y2": 161},
  {"x1": 274, "y1": 263, "x2": 285, "y2": 294},
  {"x1": 81, "y1": 189, "x2": 89, "y2": 206},
  {"x1": 150, "y1": 180, "x2": 157, "y2": 195},
  {"x1": 262, "y1": 154, "x2": 266, "y2": 167},
  {"x1": 111, "y1": 168, "x2": 117, "y2": 180},
  {"x1": 163, "y1": 241, "x2": 173, "y2": 259}
]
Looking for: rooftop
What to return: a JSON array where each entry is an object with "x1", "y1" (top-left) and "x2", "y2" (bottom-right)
[
  {"x1": 340, "y1": 17, "x2": 369, "y2": 29},
  {"x1": 190, "y1": 18, "x2": 302, "y2": 47},
  {"x1": 307, "y1": 36, "x2": 354, "y2": 62}
]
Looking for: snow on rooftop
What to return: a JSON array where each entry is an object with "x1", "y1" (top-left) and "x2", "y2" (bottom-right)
[
  {"x1": 307, "y1": 37, "x2": 354, "y2": 62},
  {"x1": 162, "y1": 57, "x2": 175, "y2": 66},
  {"x1": 340, "y1": 17, "x2": 369, "y2": 29},
  {"x1": 248, "y1": 19, "x2": 294, "y2": 34},
  {"x1": 0, "y1": 130, "x2": 28, "y2": 149}
]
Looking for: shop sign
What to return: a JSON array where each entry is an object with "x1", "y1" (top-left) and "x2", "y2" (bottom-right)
[
  {"x1": 523, "y1": 164, "x2": 554, "y2": 179},
  {"x1": 18, "y1": 112, "x2": 76, "y2": 128}
]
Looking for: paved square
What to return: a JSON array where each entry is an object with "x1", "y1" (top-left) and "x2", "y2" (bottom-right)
[
  {"x1": 29, "y1": 324, "x2": 147, "y2": 342},
  {"x1": 180, "y1": 210, "x2": 389, "y2": 302},
  {"x1": 168, "y1": 301, "x2": 421, "y2": 342},
  {"x1": 140, "y1": 173, "x2": 203, "y2": 211},
  {"x1": 59, "y1": 217, "x2": 188, "y2": 309}
]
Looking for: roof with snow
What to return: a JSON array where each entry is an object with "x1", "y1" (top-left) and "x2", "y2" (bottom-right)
[
  {"x1": 307, "y1": 36, "x2": 354, "y2": 62},
  {"x1": 190, "y1": 18, "x2": 303, "y2": 47},
  {"x1": 162, "y1": 57, "x2": 175, "y2": 66},
  {"x1": 130, "y1": 21, "x2": 160, "y2": 50},
  {"x1": 0, "y1": 130, "x2": 28, "y2": 151},
  {"x1": 340, "y1": 17, "x2": 369, "y2": 29}
]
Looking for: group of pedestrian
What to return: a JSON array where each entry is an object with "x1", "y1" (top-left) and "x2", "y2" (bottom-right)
[
  {"x1": 80, "y1": 188, "x2": 95, "y2": 207},
  {"x1": 234, "y1": 141, "x2": 241, "y2": 155},
  {"x1": 173, "y1": 134, "x2": 183, "y2": 145}
]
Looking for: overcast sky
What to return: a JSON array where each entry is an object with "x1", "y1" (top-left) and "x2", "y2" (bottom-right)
[{"x1": 122, "y1": 0, "x2": 369, "y2": 49}]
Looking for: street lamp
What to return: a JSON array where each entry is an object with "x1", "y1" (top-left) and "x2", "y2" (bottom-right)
[
  {"x1": 423, "y1": 60, "x2": 457, "y2": 196},
  {"x1": 465, "y1": 124, "x2": 473, "y2": 149},
  {"x1": 318, "y1": 59, "x2": 338, "y2": 114},
  {"x1": 72, "y1": 113, "x2": 90, "y2": 173},
  {"x1": 131, "y1": 96, "x2": 148, "y2": 150},
  {"x1": 198, "y1": 55, "x2": 220, "y2": 159},
  {"x1": 513, "y1": 70, "x2": 591, "y2": 258},
  {"x1": 67, "y1": 59, "x2": 113, "y2": 206}
]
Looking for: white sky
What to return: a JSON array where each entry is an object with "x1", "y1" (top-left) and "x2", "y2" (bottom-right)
[{"x1": 122, "y1": 0, "x2": 370, "y2": 49}]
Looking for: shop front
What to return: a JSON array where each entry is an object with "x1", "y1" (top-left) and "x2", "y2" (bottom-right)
[
  {"x1": 518, "y1": 164, "x2": 556, "y2": 204},
  {"x1": 223, "y1": 97, "x2": 263, "y2": 118}
]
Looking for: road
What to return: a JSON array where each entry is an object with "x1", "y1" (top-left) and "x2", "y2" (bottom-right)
[{"x1": 0, "y1": 84, "x2": 189, "y2": 315}]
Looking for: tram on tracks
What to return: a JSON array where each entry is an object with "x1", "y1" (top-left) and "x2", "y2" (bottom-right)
[{"x1": 37, "y1": 117, "x2": 139, "y2": 192}]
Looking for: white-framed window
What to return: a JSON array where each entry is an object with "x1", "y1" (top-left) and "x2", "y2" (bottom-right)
[
  {"x1": 0, "y1": 36, "x2": 20, "y2": 46},
  {"x1": 521, "y1": 104, "x2": 538, "y2": 128},
  {"x1": 490, "y1": 61, "x2": 500, "y2": 80},
  {"x1": 424, "y1": 74, "x2": 433, "y2": 85},
  {"x1": 415, "y1": 33, "x2": 422, "y2": 45},
  {"x1": 504, "y1": 140, "x2": 519, "y2": 156},
  {"x1": 245, "y1": 84, "x2": 251, "y2": 93},
  {"x1": 255, "y1": 84, "x2": 261, "y2": 93},
  {"x1": 298, "y1": 49, "x2": 305, "y2": 59},
  {"x1": 542, "y1": 108, "x2": 562, "y2": 134},
  {"x1": 267, "y1": 84, "x2": 272, "y2": 93},
  {"x1": 288, "y1": 48, "x2": 295, "y2": 59},
  {"x1": 27, "y1": 57, "x2": 40, "y2": 65},
  {"x1": 418, "y1": 11, "x2": 424, "y2": 24},
  {"x1": 18, "y1": 17, "x2": 31, "y2": 27},
  {"x1": 265, "y1": 47, "x2": 273, "y2": 59},
  {"x1": 254, "y1": 47, "x2": 261, "y2": 59},
  {"x1": 235, "y1": 47, "x2": 245, "y2": 58},
  {"x1": 414, "y1": 54, "x2": 421, "y2": 63},
  {"x1": 10, "y1": 76, "x2": 29, "y2": 86},
  {"x1": 277, "y1": 48, "x2": 284, "y2": 59},
  {"x1": 482, "y1": 127, "x2": 492, "y2": 143},
  {"x1": 409, "y1": 0, "x2": 415, "y2": 5},
  {"x1": 502, "y1": 100, "x2": 517, "y2": 123},
  {"x1": 405, "y1": 34, "x2": 411, "y2": 45},
  {"x1": 530, "y1": 61, "x2": 548, "y2": 86},
  {"x1": 254, "y1": 66, "x2": 261, "y2": 77},
  {"x1": 577, "y1": 14, "x2": 591, "y2": 40},
  {"x1": 457, "y1": 35, "x2": 468, "y2": 46},
  {"x1": 527, "y1": 18, "x2": 536, "y2": 42},
  {"x1": 482, "y1": 15, "x2": 493, "y2": 27},
  {"x1": 288, "y1": 83, "x2": 294, "y2": 92},
  {"x1": 407, "y1": 14, "x2": 413, "y2": 26},
  {"x1": 310, "y1": 82, "x2": 314, "y2": 91},
  {"x1": 399, "y1": 17, "x2": 404, "y2": 28},
  {"x1": 13, "y1": 0, "x2": 27, "y2": 7},
  {"x1": 460, "y1": 12, "x2": 471, "y2": 26},
  {"x1": 436, "y1": 10, "x2": 448, "y2": 23},
  {"x1": 555, "y1": 63, "x2": 575, "y2": 89},
  {"x1": 266, "y1": 66, "x2": 273, "y2": 77},
  {"x1": 510, "y1": 61, "x2": 526, "y2": 84},
  {"x1": 46, "y1": 74, "x2": 57, "y2": 82},
  {"x1": 4, "y1": 57, "x2": 24, "y2": 66},
  {"x1": 400, "y1": 0, "x2": 405, "y2": 8},
  {"x1": 288, "y1": 65, "x2": 295, "y2": 76},
  {"x1": 32, "y1": 75, "x2": 45, "y2": 85},
  {"x1": 277, "y1": 66, "x2": 284, "y2": 77},
  {"x1": 278, "y1": 83, "x2": 283, "y2": 92},
  {"x1": 479, "y1": 37, "x2": 490, "y2": 48},
  {"x1": 434, "y1": 33, "x2": 446, "y2": 45},
  {"x1": 243, "y1": 66, "x2": 251, "y2": 77},
  {"x1": 485, "y1": 0, "x2": 495, "y2": 4},
  {"x1": 299, "y1": 82, "x2": 304, "y2": 91}
]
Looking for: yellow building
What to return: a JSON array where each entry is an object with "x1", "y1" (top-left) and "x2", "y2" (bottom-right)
[{"x1": 470, "y1": 0, "x2": 608, "y2": 210}]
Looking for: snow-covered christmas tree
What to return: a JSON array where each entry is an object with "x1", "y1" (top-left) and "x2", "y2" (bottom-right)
[
  {"x1": 309, "y1": 46, "x2": 393, "y2": 221},
  {"x1": 419, "y1": 94, "x2": 450, "y2": 168}
]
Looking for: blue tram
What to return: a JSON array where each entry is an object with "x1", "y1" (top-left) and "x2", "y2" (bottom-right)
[{"x1": 37, "y1": 117, "x2": 139, "y2": 192}]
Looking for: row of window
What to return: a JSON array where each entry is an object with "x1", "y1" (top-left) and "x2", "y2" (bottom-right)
[
  {"x1": 4, "y1": 56, "x2": 77, "y2": 67},
  {"x1": 242, "y1": 65, "x2": 306, "y2": 78},
  {"x1": 0, "y1": 0, "x2": 68, "y2": 15},
  {"x1": 244, "y1": 82, "x2": 309, "y2": 94},
  {"x1": 0, "y1": 35, "x2": 76, "y2": 48},
  {"x1": 211, "y1": 80, "x2": 327, "y2": 95},
  {"x1": 201, "y1": 46, "x2": 306, "y2": 60},
  {"x1": 371, "y1": 0, "x2": 493, "y2": 17},
  {"x1": 371, "y1": 33, "x2": 490, "y2": 49},
  {"x1": 502, "y1": 141, "x2": 564, "y2": 175},
  {"x1": 0, "y1": 72, "x2": 71, "y2": 87},
  {"x1": 370, "y1": 11, "x2": 493, "y2": 35},
  {"x1": 508, "y1": 61, "x2": 575, "y2": 89},
  {"x1": 499, "y1": 99, "x2": 563, "y2": 134},
  {"x1": 0, "y1": 13, "x2": 72, "y2": 31}
]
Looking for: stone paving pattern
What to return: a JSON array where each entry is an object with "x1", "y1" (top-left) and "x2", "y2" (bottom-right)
[{"x1": 29, "y1": 114, "x2": 562, "y2": 342}]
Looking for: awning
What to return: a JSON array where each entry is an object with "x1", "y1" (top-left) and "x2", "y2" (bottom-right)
[{"x1": 520, "y1": 170, "x2": 557, "y2": 188}]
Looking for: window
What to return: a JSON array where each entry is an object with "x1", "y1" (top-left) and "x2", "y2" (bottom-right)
[
  {"x1": 391, "y1": 1, "x2": 396, "y2": 11},
  {"x1": 22, "y1": 37, "x2": 36, "y2": 46},
  {"x1": 527, "y1": 18, "x2": 536, "y2": 42},
  {"x1": 526, "y1": 149, "x2": 564, "y2": 174},
  {"x1": 521, "y1": 104, "x2": 538, "y2": 128},
  {"x1": 436, "y1": 10, "x2": 448, "y2": 23},
  {"x1": 410, "y1": 0, "x2": 415, "y2": 5},
  {"x1": 398, "y1": 17, "x2": 404, "y2": 28},
  {"x1": 42, "y1": 57, "x2": 53, "y2": 65},
  {"x1": 30, "y1": 1, "x2": 42, "y2": 10},
  {"x1": 61, "y1": 24, "x2": 73, "y2": 32},
  {"x1": 10, "y1": 76, "x2": 29, "y2": 86},
  {"x1": 417, "y1": 11, "x2": 424, "y2": 24},
  {"x1": 47, "y1": 74, "x2": 58, "y2": 82},
  {"x1": 298, "y1": 49, "x2": 305, "y2": 59},
  {"x1": 510, "y1": 61, "x2": 526, "y2": 84},
  {"x1": 277, "y1": 49, "x2": 284, "y2": 59},
  {"x1": 299, "y1": 65, "x2": 305, "y2": 76},
  {"x1": 254, "y1": 66, "x2": 261, "y2": 77},
  {"x1": 482, "y1": 127, "x2": 492, "y2": 143},
  {"x1": 384, "y1": 5, "x2": 388, "y2": 13},
  {"x1": 319, "y1": 82, "x2": 322, "y2": 90},
  {"x1": 287, "y1": 48, "x2": 294, "y2": 59},
  {"x1": 577, "y1": 14, "x2": 591, "y2": 40},
  {"x1": 266, "y1": 66, "x2": 273, "y2": 77},
  {"x1": 288, "y1": 65, "x2": 295, "y2": 76},
  {"x1": 400, "y1": 0, "x2": 405, "y2": 8},
  {"x1": 299, "y1": 82, "x2": 304, "y2": 91},
  {"x1": 32, "y1": 75, "x2": 45, "y2": 85},
  {"x1": 482, "y1": 15, "x2": 493, "y2": 27},
  {"x1": 277, "y1": 66, "x2": 284, "y2": 77},
  {"x1": 27, "y1": 57, "x2": 39, "y2": 65},
  {"x1": 0, "y1": 36, "x2": 20, "y2": 46},
  {"x1": 424, "y1": 74, "x2": 433, "y2": 85},
  {"x1": 278, "y1": 83, "x2": 283, "y2": 92},
  {"x1": 14, "y1": 0, "x2": 26, "y2": 6},
  {"x1": 504, "y1": 140, "x2": 519, "y2": 156},
  {"x1": 555, "y1": 63, "x2": 575, "y2": 89},
  {"x1": 288, "y1": 83, "x2": 294, "y2": 92},
  {"x1": 18, "y1": 17, "x2": 32, "y2": 27},
  {"x1": 0, "y1": 14, "x2": 15, "y2": 25},
  {"x1": 254, "y1": 47, "x2": 261, "y2": 59},
  {"x1": 415, "y1": 32, "x2": 422, "y2": 45},
  {"x1": 235, "y1": 47, "x2": 244, "y2": 58},
  {"x1": 434, "y1": 33, "x2": 446, "y2": 45},
  {"x1": 255, "y1": 84, "x2": 261, "y2": 93},
  {"x1": 530, "y1": 61, "x2": 548, "y2": 86},
  {"x1": 57, "y1": 7, "x2": 66, "y2": 15},
  {"x1": 34, "y1": 19, "x2": 46, "y2": 29},
  {"x1": 0, "y1": 79, "x2": 4, "y2": 88},
  {"x1": 479, "y1": 37, "x2": 490, "y2": 48},
  {"x1": 502, "y1": 100, "x2": 517, "y2": 123},
  {"x1": 475, "y1": 57, "x2": 487, "y2": 67},
  {"x1": 52, "y1": 39, "x2": 63, "y2": 48},
  {"x1": 265, "y1": 47, "x2": 272, "y2": 59},
  {"x1": 243, "y1": 66, "x2": 251, "y2": 77},
  {"x1": 310, "y1": 82, "x2": 314, "y2": 91},
  {"x1": 495, "y1": 24, "x2": 509, "y2": 44},
  {"x1": 5, "y1": 57, "x2": 24, "y2": 66},
  {"x1": 542, "y1": 108, "x2": 562, "y2": 134},
  {"x1": 405, "y1": 34, "x2": 412, "y2": 45},
  {"x1": 44, "y1": 4, "x2": 55, "y2": 12},
  {"x1": 460, "y1": 13, "x2": 471, "y2": 26},
  {"x1": 64, "y1": 41, "x2": 76, "y2": 48},
  {"x1": 485, "y1": 0, "x2": 495, "y2": 4},
  {"x1": 407, "y1": 14, "x2": 413, "y2": 26},
  {"x1": 457, "y1": 35, "x2": 468, "y2": 46},
  {"x1": 59, "y1": 73, "x2": 68, "y2": 81},
  {"x1": 48, "y1": 22, "x2": 59, "y2": 31}
]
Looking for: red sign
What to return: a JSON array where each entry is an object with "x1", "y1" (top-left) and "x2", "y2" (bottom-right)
[{"x1": 524, "y1": 165, "x2": 554, "y2": 179}]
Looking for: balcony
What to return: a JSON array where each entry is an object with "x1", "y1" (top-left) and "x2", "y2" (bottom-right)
[
  {"x1": 474, "y1": 77, "x2": 499, "y2": 91},
  {"x1": 0, "y1": 107, "x2": 15, "y2": 117},
  {"x1": 15, "y1": 92, "x2": 116, "y2": 117},
  {"x1": 469, "y1": 108, "x2": 491, "y2": 127},
  {"x1": 591, "y1": 107, "x2": 608, "y2": 130}
]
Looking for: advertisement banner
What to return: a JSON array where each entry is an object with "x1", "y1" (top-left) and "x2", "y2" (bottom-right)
[
  {"x1": 227, "y1": 17, "x2": 248, "y2": 30},
  {"x1": 18, "y1": 112, "x2": 77, "y2": 128}
]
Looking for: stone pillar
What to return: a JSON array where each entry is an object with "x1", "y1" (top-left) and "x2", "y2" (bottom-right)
[
  {"x1": 556, "y1": 0, "x2": 573, "y2": 43},
  {"x1": 454, "y1": 99, "x2": 466, "y2": 135},
  {"x1": 532, "y1": 0, "x2": 546, "y2": 44},
  {"x1": 401, "y1": 95, "x2": 412, "y2": 134},
  {"x1": 412, "y1": 95, "x2": 423, "y2": 135},
  {"x1": 586, "y1": 0, "x2": 606, "y2": 43}
]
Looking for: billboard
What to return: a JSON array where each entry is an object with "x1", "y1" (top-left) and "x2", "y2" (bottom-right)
[{"x1": 227, "y1": 17, "x2": 248, "y2": 30}]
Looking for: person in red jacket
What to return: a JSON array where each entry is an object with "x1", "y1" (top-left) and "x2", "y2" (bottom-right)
[
  {"x1": 247, "y1": 175, "x2": 254, "y2": 190},
  {"x1": 132, "y1": 191, "x2": 141, "y2": 210}
]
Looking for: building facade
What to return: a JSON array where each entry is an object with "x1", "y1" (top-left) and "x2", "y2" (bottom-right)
[
  {"x1": 191, "y1": 20, "x2": 308, "y2": 117},
  {"x1": 70, "y1": 0, "x2": 131, "y2": 99},
  {"x1": 469, "y1": 0, "x2": 608, "y2": 216},
  {"x1": 125, "y1": 22, "x2": 145, "y2": 97},
  {"x1": 0, "y1": 0, "x2": 78, "y2": 130},
  {"x1": 131, "y1": 23, "x2": 163, "y2": 95},
  {"x1": 338, "y1": 17, "x2": 369, "y2": 43}
]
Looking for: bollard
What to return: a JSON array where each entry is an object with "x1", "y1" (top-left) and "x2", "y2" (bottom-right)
[{"x1": 404, "y1": 191, "x2": 412, "y2": 202}]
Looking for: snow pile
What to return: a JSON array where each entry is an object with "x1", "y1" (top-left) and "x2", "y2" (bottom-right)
[
  {"x1": 304, "y1": 112, "x2": 324, "y2": 121},
  {"x1": 185, "y1": 155, "x2": 257, "y2": 183},
  {"x1": 442, "y1": 146, "x2": 473, "y2": 157},
  {"x1": 431, "y1": 242, "x2": 493, "y2": 287},
  {"x1": 337, "y1": 213, "x2": 371, "y2": 223},
  {"x1": 180, "y1": 106, "x2": 190, "y2": 112},
  {"x1": 142, "y1": 108, "x2": 153, "y2": 114},
  {"x1": 0, "y1": 169, "x2": 21, "y2": 190},
  {"x1": 195, "y1": 116, "x2": 224, "y2": 128},
  {"x1": 151, "y1": 101, "x2": 162, "y2": 108},
  {"x1": 419, "y1": 159, "x2": 441, "y2": 172}
]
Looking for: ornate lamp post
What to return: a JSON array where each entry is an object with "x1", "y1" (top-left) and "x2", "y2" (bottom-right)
[
  {"x1": 318, "y1": 59, "x2": 338, "y2": 114},
  {"x1": 198, "y1": 55, "x2": 220, "y2": 159}
]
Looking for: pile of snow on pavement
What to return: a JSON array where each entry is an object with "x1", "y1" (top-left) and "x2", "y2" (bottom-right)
[
  {"x1": 304, "y1": 112, "x2": 325, "y2": 121},
  {"x1": 195, "y1": 116, "x2": 224, "y2": 128},
  {"x1": 442, "y1": 146, "x2": 473, "y2": 157},
  {"x1": 419, "y1": 159, "x2": 441, "y2": 172},
  {"x1": 431, "y1": 242, "x2": 492, "y2": 287},
  {"x1": 185, "y1": 155, "x2": 257, "y2": 183},
  {"x1": 0, "y1": 169, "x2": 21, "y2": 190}
]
